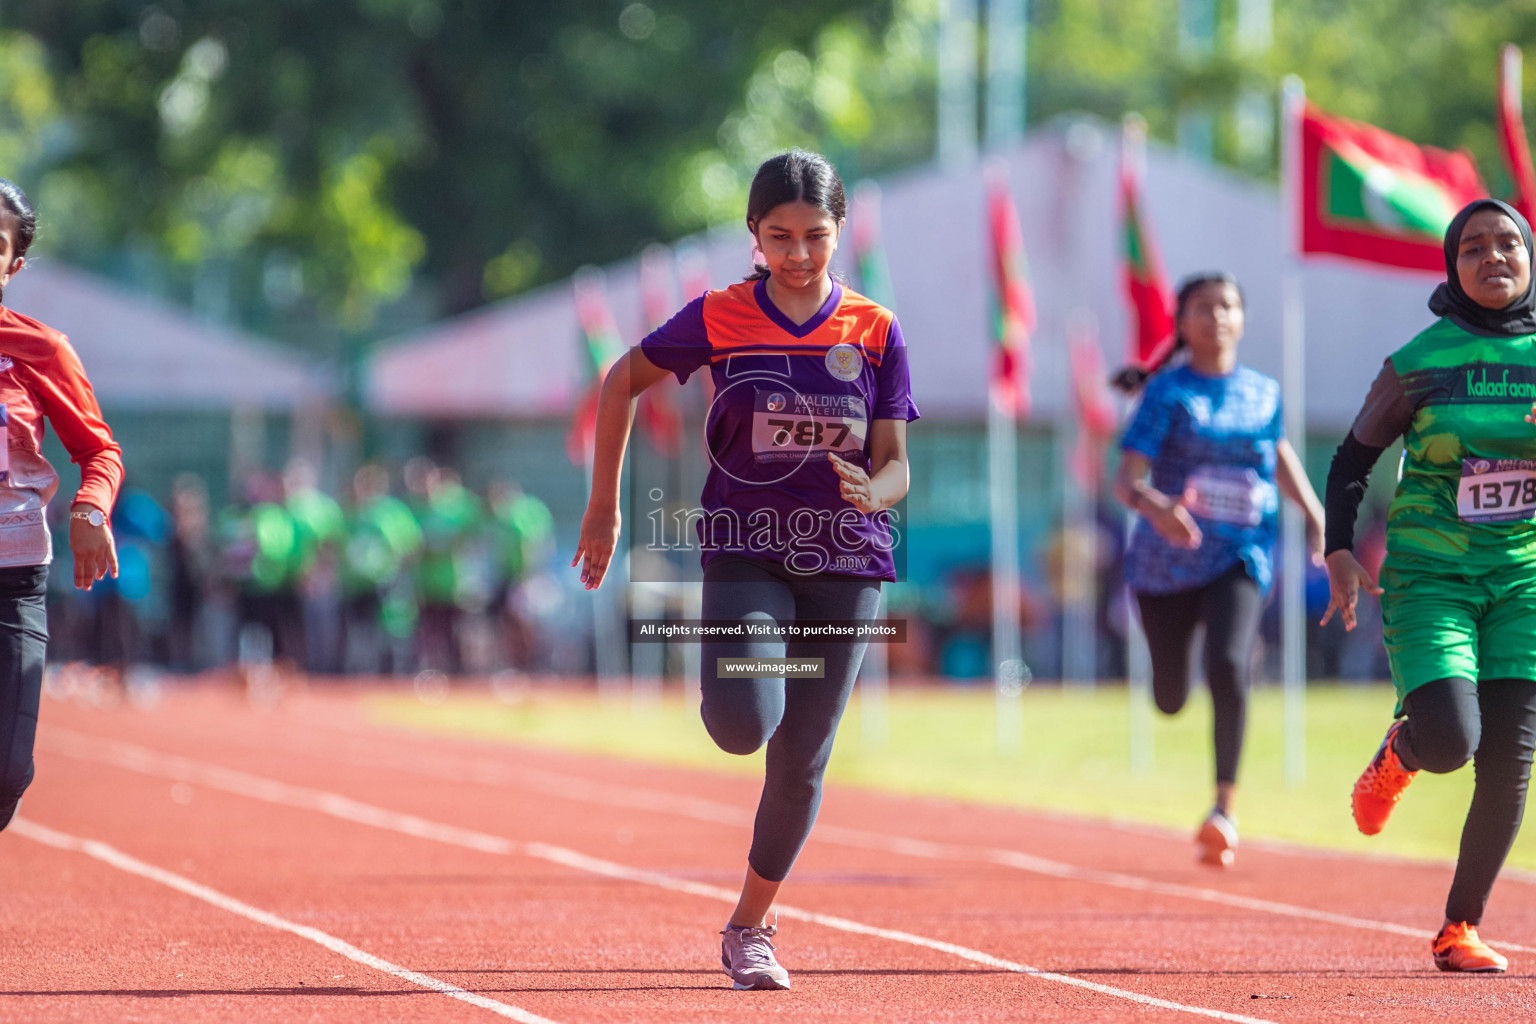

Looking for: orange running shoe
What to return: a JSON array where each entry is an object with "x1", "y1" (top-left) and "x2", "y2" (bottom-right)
[
  {"x1": 1432, "y1": 922, "x2": 1509, "y2": 973},
  {"x1": 1352, "y1": 720, "x2": 1418, "y2": 836}
]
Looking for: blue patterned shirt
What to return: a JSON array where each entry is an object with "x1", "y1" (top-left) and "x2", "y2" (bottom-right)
[{"x1": 1122, "y1": 364, "x2": 1283, "y2": 595}]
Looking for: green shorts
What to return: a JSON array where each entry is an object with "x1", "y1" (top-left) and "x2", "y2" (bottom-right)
[{"x1": 1380, "y1": 550, "x2": 1536, "y2": 713}]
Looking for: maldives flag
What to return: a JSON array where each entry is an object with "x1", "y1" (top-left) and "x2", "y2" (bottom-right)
[
  {"x1": 566, "y1": 270, "x2": 627, "y2": 466},
  {"x1": 1300, "y1": 103, "x2": 1486, "y2": 271},
  {"x1": 851, "y1": 182, "x2": 896, "y2": 309},
  {"x1": 1120, "y1": 117, "x2": 1176, "y2": 369},
  {"x1": 636, "y1": 246, "x2": 684, "y2": 457},
  {"x1": 1498, "y1": 44, "x2": 1536, "y2": 225},
  {"x1": 987, "y1": 177, "x2": 1035, "y2": 417}
]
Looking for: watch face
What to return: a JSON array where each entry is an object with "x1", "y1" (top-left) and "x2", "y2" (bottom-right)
[{"x1": 90, "y1": 510, "x2": 104, "y2": 526}]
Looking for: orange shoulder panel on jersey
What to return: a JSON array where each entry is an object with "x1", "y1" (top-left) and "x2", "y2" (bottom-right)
[
  {"x1": 823, "y1": 289, "x2": 895, "y2": 365},
  {"x1": 701, "y1": 281, "x2": 896, "y2": 365}
]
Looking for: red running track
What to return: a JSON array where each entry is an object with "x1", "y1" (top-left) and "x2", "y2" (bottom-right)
[{"x1": 4, "y1": 683, "x2": 1536, "y2": 1023}]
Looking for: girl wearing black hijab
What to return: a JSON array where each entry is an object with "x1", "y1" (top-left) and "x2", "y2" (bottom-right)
[{"x1": 1323, "y1": 198, "x2": 1536, "y2": 973}]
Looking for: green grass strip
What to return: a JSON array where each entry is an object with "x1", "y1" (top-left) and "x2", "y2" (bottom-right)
[{"x1": 367, "y1": 683, "x2": 1536, "y2": 871}]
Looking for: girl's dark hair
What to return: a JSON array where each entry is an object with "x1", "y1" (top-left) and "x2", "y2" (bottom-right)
[
  {"x1": 744, "y1": 149, "x2": 847, "y2": 281},
  {"x1": 1110, "y1": 271, "x2": 1244, "y2": 394},
  {"x1": 0, "y1": 178, "x2": 37, "y2": 304}
]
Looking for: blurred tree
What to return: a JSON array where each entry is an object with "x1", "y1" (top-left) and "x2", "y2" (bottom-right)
[{"x1": 0, "y1": 1, "x2": 913, "y2": 348}]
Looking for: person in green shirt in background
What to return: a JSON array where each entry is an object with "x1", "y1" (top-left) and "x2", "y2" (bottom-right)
[
  {"x1": 487, "y1": 479, "x2": 554, "y2": 673},
  {"x1": 218, "y1": 470, "x2": 304, "y2": 681},
  {"x1": 407, "y1": 458, "x2": 485, "y2": 675},
  {"x1": 341, "y1": 463, "x2": 422, "y2": 676},
  {"x1": 285, "y1": 458, "x2": 346, "y2": 675}
]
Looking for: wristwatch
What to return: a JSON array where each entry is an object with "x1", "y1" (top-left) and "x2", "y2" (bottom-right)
[{"x1": 71, "y1": 507, "x2": 106, "y2": 527}]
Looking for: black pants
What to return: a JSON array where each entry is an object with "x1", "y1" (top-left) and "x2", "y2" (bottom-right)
[
  {"x1": 1135, "y1": 562, "x2": 1263, "y2": 785},
  {"x1": 700, "y1": 555, "x2": 882, "y2": 883},
  {"x1": 1394, "y1": 676, "x2": 1536, "y2": 925},
  {"x1": 0, "y1": 565, "x2": 49, "y2": 831}
]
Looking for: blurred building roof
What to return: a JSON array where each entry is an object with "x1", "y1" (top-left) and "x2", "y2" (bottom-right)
[
  {"x1": 5, "y1": 261, "x2": 324, "y2": 410},
  {"x1": 367, "y1": 118, "x2": 1441, "y2": 429}
]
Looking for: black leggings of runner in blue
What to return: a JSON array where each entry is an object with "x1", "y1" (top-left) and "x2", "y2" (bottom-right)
[
  {"x1": 700, "y1": 554, "x2": 881, "y2": 883},
  {"x1": 0, "y1": 565, "x2": 49, "y2": 831},
  {"x1": 1135, "y1": 562, "x2": 1263, "y2": 786},
  {"x1": 1394, "y1": 676, "x2": 1536, "y2": 926}
]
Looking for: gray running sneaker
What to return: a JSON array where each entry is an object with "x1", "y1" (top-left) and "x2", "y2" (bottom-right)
[{"x1": 720, "y1": 923, "x2": 791, "y2": 990}]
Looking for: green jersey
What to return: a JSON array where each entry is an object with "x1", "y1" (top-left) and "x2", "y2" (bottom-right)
[
  {"x1": 414, "y1": 482, "x2": 485, "y2": 605},
  {"x1": 1353, "y1": 318, "x2": 1536, "y2": 567},
  {"x1": 491, "y1": 491, "x2": 554, "y2": 583},
  {"x1": 288, "y1": 487, "x2": 346, "y2": 577}
]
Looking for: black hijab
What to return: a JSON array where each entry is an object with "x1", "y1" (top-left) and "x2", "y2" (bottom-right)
[{"x1": 1428, "y1": 198, "x2": 1536, "y2": 337}]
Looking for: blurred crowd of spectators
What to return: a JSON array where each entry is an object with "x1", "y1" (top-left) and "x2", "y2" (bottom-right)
[{"x1": 47, "y1": 457, "x2": 557, "y2": 685}]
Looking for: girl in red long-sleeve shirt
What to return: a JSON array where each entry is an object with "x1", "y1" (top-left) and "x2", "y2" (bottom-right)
[{"x1": 0, "y1": 177, "x2": 123, "y2": 830}]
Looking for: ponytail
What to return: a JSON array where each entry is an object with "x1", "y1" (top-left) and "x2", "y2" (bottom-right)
[
  {"x1": 1109, "y1": 271, "x2": 1243, "y2": 395},
  {"x1": 1110, "y1": 335, "x2": 1185, "y2": 393}
]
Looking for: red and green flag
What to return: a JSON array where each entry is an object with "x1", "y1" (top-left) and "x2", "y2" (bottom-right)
[
  {"x1": 851, "y1": 181, "x2": 896, "y2": 309},
  {"x1": 1300, "y1": 103, "x2": 1486, "y2": 271},
  {"x1": 566, "y1": 268, "x2": 627, "y2": 466},
  {"x1": 1119, "y1": 116, "x2": 1176, "y2": 370},
  {"x1": 1069, "y1": 325, "x2": 1117, "y2": 489},
  {"x1": 987, "y1": 176, "x2": 1035, "y2": 418},
  {"x1": 1499, "y1": 44, "x2": 1536, "y2": 225}
]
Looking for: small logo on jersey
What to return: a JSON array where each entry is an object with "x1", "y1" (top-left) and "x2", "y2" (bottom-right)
[
  {"x1": 1187, "y1": 396, "x2": 1212, "y2": 425},
  {"x1": 1472, "y1": 459, "x2": 1492, "y2": 474},
  {"x1": 766, "y1": 393, "x2": 786, "y2": 412},
  {"x1": 0, "y1": 357, "x2": 13, "y2": 373},
  {"x1": 825, "y1": 344, "x2": 863, "y2": 381}
]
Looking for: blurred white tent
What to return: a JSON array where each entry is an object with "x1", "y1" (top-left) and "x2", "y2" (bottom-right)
[
  {"x1": 366, "y1": 116, "x2": 1441, "y2": 430},
  {"x1": 6, "y1": 261, "x2": 323, "y2": 410}
]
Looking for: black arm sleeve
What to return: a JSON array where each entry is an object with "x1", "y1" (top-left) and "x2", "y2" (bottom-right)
[{"x1": 1324, "y1": 432, "x2": 1387, "y2": 556}]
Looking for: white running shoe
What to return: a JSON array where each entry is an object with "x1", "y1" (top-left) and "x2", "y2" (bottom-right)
[
  {"x1": 1196, "y1": 808, "x2": 1238, "y2": 868},
  {"x1": 720, "y1": 923, "x2": 791, "y2": 990}
]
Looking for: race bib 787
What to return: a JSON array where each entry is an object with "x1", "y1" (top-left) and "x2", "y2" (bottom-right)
[{"x1": 751, "y1": 389, "x2": 868, "y2": 464}]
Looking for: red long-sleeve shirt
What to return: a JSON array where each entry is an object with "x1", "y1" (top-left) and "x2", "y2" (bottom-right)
[{"x1": 0, "y1": 305, "x2": 123, "y2": 566}]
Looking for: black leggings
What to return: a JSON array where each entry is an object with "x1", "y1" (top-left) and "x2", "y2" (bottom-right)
[
  {"x1": 1135, "y1": 562, "x2": 1263, "y2": 786},
  {"x1": 0, "y1": 566, "x2": 49, "y2": 831},
  {"x1": 1394, "y1": 676, "x2": 1536, "y2": 926},
  {"x1": 700, "y1": 555, "x2": 881, "y2": 883}
]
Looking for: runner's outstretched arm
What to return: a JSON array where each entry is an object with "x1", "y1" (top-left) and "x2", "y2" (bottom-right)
[
  {"x1": 572, "y1": 347, "x2": 672, "y2": 590},
  {"x1": 1275, "y1": 437, "x2": 1326, "y2": 565}
]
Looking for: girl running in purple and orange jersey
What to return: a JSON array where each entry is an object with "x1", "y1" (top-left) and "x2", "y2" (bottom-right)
[
  {"x1": 573, "y1": 150, "x2": 918, "y2": 990},
  {"x1": 0, "y1": 178, "x2": 123, "y2": 832},
  {"x1": 1113, "y1": 273, "x2": 1325, "y2": 869}
]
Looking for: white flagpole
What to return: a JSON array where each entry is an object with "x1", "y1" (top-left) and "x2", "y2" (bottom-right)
[
  {"x1": 1121, "y1": 114, "x2": 1154, "y2": 774},
  {"x1": 990, "y1": 390, "x2": 1025, "y2": 751},
  {"x1": 1280, "y1": 75, "x2": 1308, "y2": 785},
  {"x1": 585, "y1": 447, "x2": 628, "y2": 703},
  {"x1": 938, "y1": 0, "x2": 980, "y2": 167}
]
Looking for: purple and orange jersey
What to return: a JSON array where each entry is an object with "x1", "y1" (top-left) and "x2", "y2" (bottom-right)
[{"x1": 640, "y1": 278, "x2": 918, "y2": 580}]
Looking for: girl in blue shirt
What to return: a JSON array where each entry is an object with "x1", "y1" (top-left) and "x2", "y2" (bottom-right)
[{"x1": 1112, "y1": 272, "x2": 1325, "y2": 868}]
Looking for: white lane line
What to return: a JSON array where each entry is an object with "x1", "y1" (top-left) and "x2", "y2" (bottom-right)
[
  {"x1": 199, "y1": 728, "x2": 1534, "y2": 955},
  {"x1": 40, "y1": 730, "x2": 1276, "y2": 1024},
  {"x1": 290, "y1": 704, "x2": 1536, "y2": 882},
  {"x1": 9, "y1": 818, "x2": 560, "y2": 1024}
]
